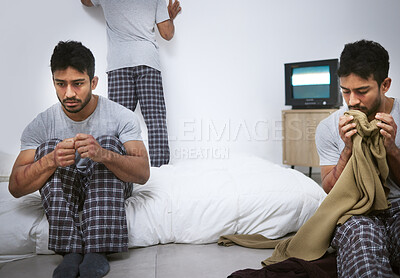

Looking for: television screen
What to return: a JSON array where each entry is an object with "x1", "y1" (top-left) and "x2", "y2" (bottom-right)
[
  {"x1": 292, "y1": 65, "x2": 330, "y2": 99},
  {"x1": 284, "y1": 59, "x2": 342, "y2": 109}
]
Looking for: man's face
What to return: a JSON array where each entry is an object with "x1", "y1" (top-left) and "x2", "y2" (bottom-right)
[
  {"x1": 53, "y1": 67, "x2": 97, "y2": 115},
  {"x1": 340, "y1": 73, "x2": 383, "y2": 119}
]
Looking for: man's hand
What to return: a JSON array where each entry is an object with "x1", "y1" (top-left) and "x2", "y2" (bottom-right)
[
  {"x1": 339, "y1": 114, "x2": 357, "y2": 152},
  {"x1": 168, "y1": 0, "x2": 181, "y2": 20},
  {"x1": 376, "y1": 112, "x2": 398, "y2": 154},
  {"x1": 54, "y1": 138, "x2": 76, "y2": 167},
  {"x1": 74, "y1": 133, "x2": 105, "y2": 162},
  {"x1": 376, "y1": 112, "x2": 400, "y2": 186},
  {"x1": 74, "y1": 134, "x2": 150, "y2": 184}
]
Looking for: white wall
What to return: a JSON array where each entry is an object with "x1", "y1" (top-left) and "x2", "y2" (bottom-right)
[{"x1": 1, "y1": 0, "x2": 400, "y2": 166}]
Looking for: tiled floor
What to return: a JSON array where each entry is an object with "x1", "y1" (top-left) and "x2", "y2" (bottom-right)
[{"x1": 0, "y1": 244, "x2": 274, "y2": 278}]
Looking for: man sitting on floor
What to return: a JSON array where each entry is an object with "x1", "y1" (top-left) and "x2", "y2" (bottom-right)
[
  {"x1": 316, "y1": 39, "x2": 400, "y2": 277},
  {"x1": 9, "y1": 40, "x2": 150, "y2": 278}
]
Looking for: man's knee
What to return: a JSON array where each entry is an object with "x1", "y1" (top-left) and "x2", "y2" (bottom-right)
[
  {"x1": 96, "y1": 135, "x2": 126, "y2": 155},
  {"x1": 35, "y1": 139, "x2": 62, "y2": 161},
  {"x1": 332, "y1": 216, "x2": 385, "y2": 248}
]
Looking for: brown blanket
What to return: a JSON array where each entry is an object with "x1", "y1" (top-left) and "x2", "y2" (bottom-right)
[
  {"x1": 218, "y1": 234, "x2": 283, "y2": 249},
  {"x1": 263, "y1": 109, "x2": 390, "y2": 265},
  {"x1": 228, "y1": 252, "x2": 337, "y2": 278}
]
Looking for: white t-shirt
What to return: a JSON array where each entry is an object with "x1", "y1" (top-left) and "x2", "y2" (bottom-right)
[
  {"x1": 91, "y1": 0, "x2": 170, "y2": 72},
  {"x1": 315, "y1": 98, "x2": 400, "y2": 200},
  {"x1": 21, "y1": 96, "x2": 142, "y2": 151}
]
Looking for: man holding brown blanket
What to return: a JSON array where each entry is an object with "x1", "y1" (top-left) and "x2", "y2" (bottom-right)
[
  {"x1": 315, "y1": 40, "x2": 400, "y2": 277},
  {"x1": 224, "y1": 40, "x2": 400, "y2": 277}
]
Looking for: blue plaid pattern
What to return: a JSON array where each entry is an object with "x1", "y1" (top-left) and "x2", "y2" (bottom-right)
[
  {"x1": 107, "y1": 65, "x2": 170, "y2": 167},
  {"x1": 35, "y1": 136, "x2": 133, "y2": 254},
  {"x1": 331, "y1": 199, "x2": 400, "y2": 277}
]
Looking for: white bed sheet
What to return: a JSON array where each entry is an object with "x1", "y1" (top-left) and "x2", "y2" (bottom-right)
[{"x1": 0, "y1": 156, "x2": 326, "y2": 263}]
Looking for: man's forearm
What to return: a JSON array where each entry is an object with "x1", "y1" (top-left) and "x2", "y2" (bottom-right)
[
  {"x1": 322, "y1": 147, "x2": 352, "y2": 193},
  {"x1": 387, "y1": 147, "x2": 400, "y2": 186},
  {"x1": 9, "y1": 153, "x2": 57, "y2": 198},
  {"x1": 157, "y1": 20, "x2": 175, "y2": 41},
  {"x1": 100, "y1": 149, "x2": 149, "y2": 184}
]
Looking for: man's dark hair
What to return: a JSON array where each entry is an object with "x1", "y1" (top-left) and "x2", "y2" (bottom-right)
[
  {"x1": 338, "y1": 39, "x2": 389, "y2": 87},
  {"x1": 50, "y1": 40, "x2": 95, "y2": 80}
]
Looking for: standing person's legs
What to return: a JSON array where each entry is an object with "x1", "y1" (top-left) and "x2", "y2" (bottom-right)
[
  {"x1": 108, "y1": 67, "x2": 139, "y2": 112},
  {"x1": 134, "y1": 65, "x2": 170, "y2": 167},
  {"x1": 108, "y1": 66, "x2": 170, "y2": 167}
]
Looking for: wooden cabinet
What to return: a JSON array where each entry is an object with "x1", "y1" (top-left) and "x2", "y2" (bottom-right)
[{"x1": 282, "y1": 109, "x2": 337, "y2": 168}]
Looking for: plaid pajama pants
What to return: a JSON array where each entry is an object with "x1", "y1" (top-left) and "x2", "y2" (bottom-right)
[
  {"x1": 35, "y1": 136, "x2": 133, "y2": 254},
  {"x1": 331, "y1": 199, "x2": 400, "y2": 277},
  {"x1": 108, "y1": 65, "x2": 170, "y2": 167}
]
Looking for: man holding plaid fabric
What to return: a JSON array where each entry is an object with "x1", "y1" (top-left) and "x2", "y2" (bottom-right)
[
  {"x1": 316, "y1": 40, "x2": 400, "y2": 277},
  {"x1": 9, "y1": 41, "x2": 150, "y2": 278}
]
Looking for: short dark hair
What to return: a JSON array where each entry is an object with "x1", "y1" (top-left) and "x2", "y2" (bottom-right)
[
  {"x1": 50, "y1": 40, "x2": 95, "y2": 80},
  {"x1": 337, "y1": 39, "x2": 389, "y2": 87}
]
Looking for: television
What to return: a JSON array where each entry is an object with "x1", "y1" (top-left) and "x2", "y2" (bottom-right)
[{"x1": 284, "y1": 58, "x2": 342, "y2": 109}]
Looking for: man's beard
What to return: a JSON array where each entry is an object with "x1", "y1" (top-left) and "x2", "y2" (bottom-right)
[
  {"x1": 348, "y1": 95, "x2": 381, "y2": 118},
  {"x1": 59, "y1": 92, "x2": 92, "y2": 114}
]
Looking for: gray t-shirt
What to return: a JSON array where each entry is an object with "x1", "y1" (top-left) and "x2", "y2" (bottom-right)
[
  {"x1": 315, "y1": 98, "x2": 400, "y2": 200},
  {"x1": 21, "y1": 96, "x2": 142, "y2": 151},
  {"x1": 91, "y1": 0, "x2": 170, "y2": 72}
]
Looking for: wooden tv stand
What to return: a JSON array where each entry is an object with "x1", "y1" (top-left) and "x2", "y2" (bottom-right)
[{"x1": 282, "y1": 109, "x2": 338, "y2": 176}]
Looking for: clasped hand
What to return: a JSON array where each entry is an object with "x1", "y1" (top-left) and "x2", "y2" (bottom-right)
[
  {"x1": 339, "y1": 112, "x2": 398, "y2": 154},
  {"x1": 376, "y1": 112, "x2": 398, "y2": 154},
  {"x1": 53, "y1": 134, "x2": 103, "y2": 167}
]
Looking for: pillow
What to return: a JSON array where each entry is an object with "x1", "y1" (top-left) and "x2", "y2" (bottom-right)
[
  {"x1": 0, "y1": 182, "x2": 44, "y2": 260},
  {"x1": 0, "y1": 151, "x2": 16, "y2": 179}
]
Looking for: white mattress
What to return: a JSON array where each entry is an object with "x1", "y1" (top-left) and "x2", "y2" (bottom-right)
[{"x1": 0, "y1": 156, "x2": 326, "y2": 263}]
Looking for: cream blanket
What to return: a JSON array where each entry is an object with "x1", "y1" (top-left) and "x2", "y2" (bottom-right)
[{"x1": 263, "y1": 109, "x2": 390, "y2": 265}]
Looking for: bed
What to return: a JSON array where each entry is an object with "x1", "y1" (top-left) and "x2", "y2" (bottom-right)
[{"x1": 0, "y1": 152, "x2": 326, "y2": 264}]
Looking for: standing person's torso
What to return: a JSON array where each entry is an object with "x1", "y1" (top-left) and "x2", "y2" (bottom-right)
[{"x1": 93, "y1": 0, "x2": 170, "y2": 72}]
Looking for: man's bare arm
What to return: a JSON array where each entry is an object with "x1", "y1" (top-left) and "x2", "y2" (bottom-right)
[
  {"x1": 102, "y1": 141, "x2": 150, "y2": 184},
  {"x1": 321, "y1": 146, "x2": 352, "y2": 193},
  {"x1": 9, "y1": 150, "x2": 56, "y2": 198},
  {"x1": 320, "y1": 114, "x2": 356, "y2": 193},
  {"x1": 9, "y1": 139, "x2": 75, "y2": 198},
  {"x1": 81, "y1": 0, "x2": 94, "y2": 7},
  {"x1": 9, "y1": 135, "x2": 149, "y2": 198},
  {"x1": 157, "y1": 20, "x2": 175, "y2": 41},
  {"x1": 157, "y1": 0, "x2": 181, "y2": 41}
]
